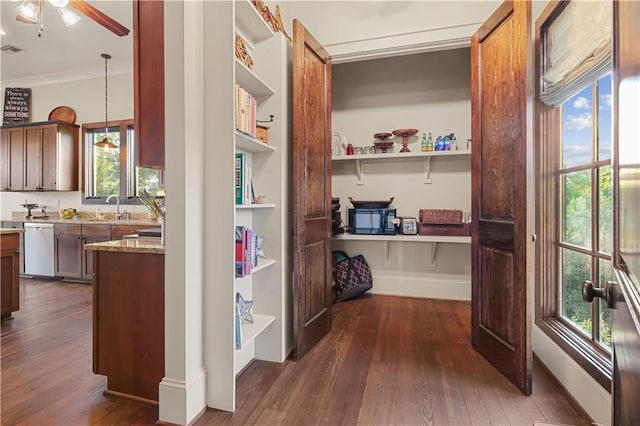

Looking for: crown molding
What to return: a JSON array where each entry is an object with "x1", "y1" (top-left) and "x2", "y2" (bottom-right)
[{"x1": 1, "y1": 60, "x2": 133, "y2": 88}]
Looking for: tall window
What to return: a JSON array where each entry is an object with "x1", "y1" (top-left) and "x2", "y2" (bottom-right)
[
  {"x1": 536, "y1": 0, "x2": 613, "y2": 389},
  {"x1": 83, "y1": 120, "x2": 163, "y2": 201},
  {"x1": 559, "y1": 74, "x2": 613, "y2": 348}
]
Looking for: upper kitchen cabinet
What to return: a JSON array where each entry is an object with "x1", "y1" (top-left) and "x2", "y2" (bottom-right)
[
  {"x1": 0, "y1": 121, "x2": 78, "y2": 192},
  {"x1": 133, "y1": 0, "x2": 165, "y2": 169}
]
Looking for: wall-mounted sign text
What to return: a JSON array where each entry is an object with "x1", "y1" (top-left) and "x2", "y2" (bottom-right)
[{"x1": 3, "y1": 88, "x2": 32, "y2": 125}]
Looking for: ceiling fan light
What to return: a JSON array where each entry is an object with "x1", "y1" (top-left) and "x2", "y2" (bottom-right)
[
  {"x1": 57, "y1": 6, "x2": 81, "y2": 27},
  {"x1": 0, "y1": 28, "x2": 6, "y2": 36},
  {"x1": 48, "y1": 0, "x2": 69, "y2": 7},
  {"x1": 15, "y1": 1, "x2": 40, "y2": 23}
]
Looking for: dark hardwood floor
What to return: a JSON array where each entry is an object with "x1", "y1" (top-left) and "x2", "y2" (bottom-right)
[{"x1": 1, "y1": 278, "x2": 592, "y2": 425}]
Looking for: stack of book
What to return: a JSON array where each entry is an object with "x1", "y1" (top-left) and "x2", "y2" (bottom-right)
[
  {"x1": 235, "y1": 83, "x2": 257, "y2": 138},
  {"x1": 235, "y1": 153, "x2": 252, "y2": 205},
  {"x1": 235, "y1": 225, "x2": 259, "y2": 277}
]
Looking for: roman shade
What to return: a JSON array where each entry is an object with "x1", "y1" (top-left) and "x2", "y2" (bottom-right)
[{"x1": 540, "y1": 0, "x2": 612, "y2": 106}]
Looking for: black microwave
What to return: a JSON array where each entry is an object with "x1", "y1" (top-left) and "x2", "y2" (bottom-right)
[{"x1": 348, "y1": 208, "x2": 397, "y2": 235}]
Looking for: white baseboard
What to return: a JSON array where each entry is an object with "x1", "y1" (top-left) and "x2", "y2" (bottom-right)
[
  {"x1": 533, "y1": 326, "x2": 611, "y2": 426},
  {"x1": 159, "y1": 366, "x2": 207, "y2": 425},
  {"x1": 370, "y1": 270, "x2": 471, "y2": 301}
]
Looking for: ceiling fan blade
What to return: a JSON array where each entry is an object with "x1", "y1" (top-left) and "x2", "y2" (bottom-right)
[
  {"x1": 69, "y1": 0, "x2": 130, "y2": 37},
  {"x1": 15, "y1": 14, "x2": 37, "y2": 24}
]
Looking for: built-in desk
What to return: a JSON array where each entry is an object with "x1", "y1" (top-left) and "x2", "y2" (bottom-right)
[{"x1": 85, "y1": 238, "x2": 164, "y2": 403}]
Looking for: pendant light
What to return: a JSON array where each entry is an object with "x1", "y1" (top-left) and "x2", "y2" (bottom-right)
[{"x1": 95, "y1": 53, "x2": 118, "y2": 150}]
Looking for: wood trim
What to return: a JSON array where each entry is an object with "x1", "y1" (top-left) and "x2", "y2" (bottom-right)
[
  {"x1": 474, "y1": 0, "x2": 513, "y2": 42},
  {"x1": 533, "y1": 353, "x2": 596, "y2": 423}
]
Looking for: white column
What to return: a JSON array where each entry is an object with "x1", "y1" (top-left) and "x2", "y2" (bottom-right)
[{"x1": 160, "y1": 1, "x2": 207, "y2": 424}]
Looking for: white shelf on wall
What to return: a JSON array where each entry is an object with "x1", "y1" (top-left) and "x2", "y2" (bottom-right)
[
  {"x1": 235, "y1": 131, "x2": 277, "y2": 153},
  {"x1": 334, "y1": 233, "x2": 470, "y2": 243},
  {"x1": 334, "y1": 233, "x2": 471, "y2": 265},
  {"x1": 332, "y1": 150, "x2": 470, "y2": 184},
  {"x1": 238, "y1": 314, "x2": 276, "y2": 350},
  {"x1": 332, "y1": 150, "x2": 470, "y2": 161}
]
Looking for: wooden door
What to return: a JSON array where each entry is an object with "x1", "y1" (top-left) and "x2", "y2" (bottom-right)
[
  {"x1": 41, "y1": 124, "x2": 58, "y2": 190},
  {"x1": 24, "y1": 126, "x2": 42, "y2": 191},
  {"x1": 292, "y1": 19, "x2": 333, "y2": 360},
  {"x1": 0, "y1": 129, "x2": 9, "y2": 191},
  {"x1": 471, "y1": 0, "x2": 533, "y2": 394},
  {"x1": 611, "y1": 1, "x2": 640, "y2": 423}
]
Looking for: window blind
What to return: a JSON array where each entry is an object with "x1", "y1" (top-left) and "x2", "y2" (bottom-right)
[{"x1": 540, "y1": 0, "x2": 612, "y2": 106}]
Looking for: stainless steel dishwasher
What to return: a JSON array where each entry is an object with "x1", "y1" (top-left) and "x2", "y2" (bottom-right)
[{"x1": 24, "y1": 222, "x2": 55, "y2": 277}]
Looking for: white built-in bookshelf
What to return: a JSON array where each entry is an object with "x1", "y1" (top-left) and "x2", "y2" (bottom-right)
[{"x1": 206, "y1": 0, "x2": 291, "y2": 413}]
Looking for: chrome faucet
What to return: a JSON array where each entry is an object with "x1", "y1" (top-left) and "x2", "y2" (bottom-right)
[{"x1": 105, "y1": 194, "x2": 125, "y2": 220}]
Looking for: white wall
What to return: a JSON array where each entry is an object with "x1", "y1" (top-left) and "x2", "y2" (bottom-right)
[{"x1": 0, "y1": 73, "x2": 149, "y2": 219}]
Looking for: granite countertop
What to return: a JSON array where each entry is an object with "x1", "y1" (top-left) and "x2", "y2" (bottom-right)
[
  {"x1": 8, "y1": 211, "x2": 160, "y2": 227},
  {"x1": 85, "y1": 238, "x2": 165, "y2": 254},
  {"x1": 0, "y1": 228, "x2": 25, "y2": 235}
]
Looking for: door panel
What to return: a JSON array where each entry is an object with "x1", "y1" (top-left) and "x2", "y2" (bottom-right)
[
  {"x1": 41, "y1": 125, "x2": 58, "y2": 190},
  {"x1": 471, "y1": 0, "x2": 533, "y2": 395},
  {"x1": 292, "y1": 19, "x2": 332, "y2": 360},
  {"x1": 612, "y1": 1, "x2": 640, "y2": 423},
  {"x1": 24, "y1": 126, "x2": 42, "y2": 191},
  {"x1": 7, "y1": 127, "x2": 25, "y2": 191}
]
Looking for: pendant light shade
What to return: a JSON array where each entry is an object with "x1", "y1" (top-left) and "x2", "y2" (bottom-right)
[{"x1": 96, "y1": 53, "x2": 118, "y2": 150}]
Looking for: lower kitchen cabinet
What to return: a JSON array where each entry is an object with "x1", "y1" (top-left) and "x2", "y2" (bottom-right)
[
  {"x1": 1, "y1": 221, "x2": 24, "y2": 274},
  {"x1": 54, "y1": 224, "x2": 83, "y2": 279},
  {"x1": 1, "y1": 232, "x2": 21, "y2": 319},
  {"x1": 81, "y1": 225, "x2": 111, "y2": 280},
  {"x1": 54, "y1": 223, "x2": 111, "y2": 281}
]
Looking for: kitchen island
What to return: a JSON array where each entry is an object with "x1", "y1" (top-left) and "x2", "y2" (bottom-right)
[
  {"x1": 85, "y1": 238, "x2": 164, "y2": 403},
  {"x1": 1, "y1": 228, "x2": 24, "y2": 320}
]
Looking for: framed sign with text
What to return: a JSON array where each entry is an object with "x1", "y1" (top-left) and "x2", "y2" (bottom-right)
[{"x1": 3, "y1": 87, "x2": 31, "y2": 125}]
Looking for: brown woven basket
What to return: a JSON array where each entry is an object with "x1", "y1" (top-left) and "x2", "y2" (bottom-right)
[{"x1": 419, "y1": 209, "x2": 463, "y2": 225}]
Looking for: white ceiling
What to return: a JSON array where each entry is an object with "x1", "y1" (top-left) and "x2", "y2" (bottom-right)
[{"x1": 1, "y1": 0, "x2": 133, "y2": 87}]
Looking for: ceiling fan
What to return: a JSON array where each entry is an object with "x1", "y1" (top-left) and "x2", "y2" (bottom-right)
[{"x1": 14, "y1": 0, "x2": 130, "y2": 37}]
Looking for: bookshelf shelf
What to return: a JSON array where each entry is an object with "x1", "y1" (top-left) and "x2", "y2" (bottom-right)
[
  {"x1": 236, "y1": 203, "x2": 276, "y2": 210},
  {"x1": 208, "y1": 0, "x2": 290, "y2": 412},
  {"x1": 235, "y1": 59, "x2": 275, "y2": 100},
  {"x1": 238, "y1": 314, "x2": 276, "y2": 350},
  {"x1": 236, "y1": 131, "x2": 276, "y2": 153},
  {"x1": 235, "y1": 0, "x2": 273, "y2": 45},
  {"x1": 251, "y1": 258, "x2": 275, "y2": 274}
]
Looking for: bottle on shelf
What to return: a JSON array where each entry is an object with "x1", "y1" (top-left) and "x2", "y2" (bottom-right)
[
  {"x1": 421, "y1": 132, "x2": 428, "y2": 152},
  {"x1": 426, "y1": 132, "x2": 433, "y2": 151},
  {"x1": 450, "y1": 133, "x2": 457, "y2": 150}
]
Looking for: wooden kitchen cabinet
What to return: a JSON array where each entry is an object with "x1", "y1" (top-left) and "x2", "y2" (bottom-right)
[
  {"x1": 54, "y1": 223, "x2": 111, "y2": 281},
  {"x1": 1, "y1": 232, "x2": 21, "y2": 320},
  {"x1": 1, "y1": 221, "x2": 24, "y2": 274},
  {"x1": 92, "y1": 249, "x2": 164, "y2": 402},
  {"x1": 133, "y1": 0, "x2": 165, "y2": 169},
  {"x1": 0, "y1": 127, "x2": 26, "y2": 191},
  {"x1": 110, "y1": 224, "x2": 156, "y2": 240},
  {"x1": 0, "y1": 121, "x2": 79, "y2": 192},
  {"x1": 81, "y1": 225, "x2": 111, "y2": 281},
  {"x1": 54, "y1": 223, "x2": 83, "y2": 279}
]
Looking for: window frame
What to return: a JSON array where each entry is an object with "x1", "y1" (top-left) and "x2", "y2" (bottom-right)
[{"x1": 535, "y1": 1, "x2": 612, "y2": 391}]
